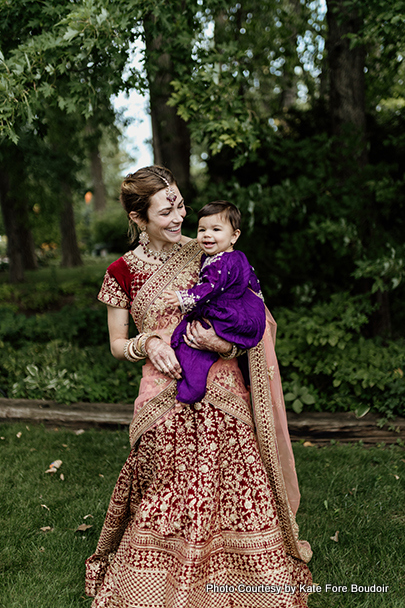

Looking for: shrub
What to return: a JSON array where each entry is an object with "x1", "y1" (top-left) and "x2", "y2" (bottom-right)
[
  {"x1": 0, "y1": 305, "x2": 108, "y2": 347},
  {"x1": 275, "y1": 293, "x2": 405, "y2": 417},
  {"x1": 1, "y1": 341, "x2": 142, "y2": 404}
]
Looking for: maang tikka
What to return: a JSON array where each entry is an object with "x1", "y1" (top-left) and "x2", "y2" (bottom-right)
[{"x1": 161, "y1": 176, "x2": 177, "y2": 204}]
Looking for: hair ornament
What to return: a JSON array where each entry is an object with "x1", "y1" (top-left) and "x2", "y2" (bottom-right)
[{"x1": 161, "y1": 176, "x2": 177, "y2": 205}]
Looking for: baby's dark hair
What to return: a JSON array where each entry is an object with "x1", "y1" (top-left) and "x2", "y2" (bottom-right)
[{"x1": 197, "y1": 200, "x2": 241, "y2": 231}]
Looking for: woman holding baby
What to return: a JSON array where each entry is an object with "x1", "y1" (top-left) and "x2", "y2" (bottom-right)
[{"x1": 85, "y1": 165, "x2": 312, "y2": 608}]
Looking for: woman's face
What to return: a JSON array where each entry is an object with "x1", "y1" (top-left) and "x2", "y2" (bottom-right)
[{"x1": 131, "y1": 184, "x2": 186, "y2": 250}]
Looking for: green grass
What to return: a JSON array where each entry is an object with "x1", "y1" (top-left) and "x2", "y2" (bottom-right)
[{"x1": 0, "y1": 424, "x2": 404, "y2": 607}]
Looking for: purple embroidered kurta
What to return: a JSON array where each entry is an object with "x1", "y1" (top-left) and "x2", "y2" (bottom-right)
[{"x1": 171, "y1": 250, "x2": 266, "y2": 404}]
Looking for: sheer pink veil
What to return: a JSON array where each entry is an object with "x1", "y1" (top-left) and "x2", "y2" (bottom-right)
[{"x1": 262, "y1": 307, "x2": 301, "y2": 515}]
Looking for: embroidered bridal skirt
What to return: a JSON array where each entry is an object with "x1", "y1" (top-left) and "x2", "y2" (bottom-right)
[{"x1": 86, "y1": 400, "x2": 311, "y2": 608}]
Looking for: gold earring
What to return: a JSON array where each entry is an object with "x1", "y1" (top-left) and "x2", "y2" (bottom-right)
[{"x1": 138, "y1": 226, "x2": 150, "y2": 246}]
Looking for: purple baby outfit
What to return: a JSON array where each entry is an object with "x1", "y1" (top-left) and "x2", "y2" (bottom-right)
[{"x1": 171, "y1": 250, "x2": 266, "y2": 404}]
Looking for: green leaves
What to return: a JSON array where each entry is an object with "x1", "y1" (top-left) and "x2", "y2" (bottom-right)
[
  {"x1": 284, "y1": 377, "x2": 316, "y2": 414},
  {"x1": 0, "y1": 0, "x2": 142, "y2": 136},
  {"x1": 3, "y1": 340, "x2": 142, "y2": 404},
  {"x1": 276, "y1": 294, "x2": 405, "y2": 417},
  {"x1": 353, "y1": 249, "x2": 405, "y2": 294}
]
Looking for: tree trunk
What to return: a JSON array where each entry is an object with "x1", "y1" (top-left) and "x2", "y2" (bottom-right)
[
  {"x1": 90, "y1": 147, "x2": 107, "y2": 212},
  {"x1": 59, "y1": 183, "x2": 83, "y2": 267},
  {"x1": 20, "y1": 224, "x2": 38, "y2": 270},
  {"x1": 0, "y1": 169, "x2": 25, "y2": 282},
  {"x1": 372, "y1": 289, "x2": 391, "y2": 337},
  {"x1": 144, "y1": 15, "x2": 191, "y2": 196},
  {"x1": 0, "y1": 162, "x2": 38, "y2": 281},
  {"x1": 280, "y1": 0, "x2": 302, "y2": 110},
  {"x1": 326, "y1": 0, "x2": 367, "y2": 164}
]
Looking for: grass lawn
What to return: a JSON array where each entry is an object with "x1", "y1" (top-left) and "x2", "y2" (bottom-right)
[{"x1": 0, "y1": 422, "x2": 404, "y2": 608}]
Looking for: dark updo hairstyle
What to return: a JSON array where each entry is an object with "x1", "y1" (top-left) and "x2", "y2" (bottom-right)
[
  {"x1": 197, "y1": 200, "x2": 241, "y2": 231},
  {"x1": 120, "y1": 165, "x2": 176, "y2": 242}
]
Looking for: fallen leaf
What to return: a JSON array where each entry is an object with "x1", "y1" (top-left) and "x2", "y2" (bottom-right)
[
  {"x1": 393, "y1": 474, "x2": 400, "y2": 480},
  {"x1": 83, "y1": 514, "x2": 94, "y2": 520},
  {"x1": 40, "y1": 526, "x2": 53, "y2": 532},
  {"x1": 99, "y1": 474, "x2": 104, "y2": 478},
  {"x1": 303, "y1": 441, "x2": 315, "y2": 447},
  {"x1": 62, "y1": 444, "x2": 68, "y2": 448},
  {"x1": 41, "y1": 504, "x2": 50, "y2": 511},
  {"x1": 26, "y1": 425, "x2": 30, "y2": 431},
  {"x1": 330, "y1": 531, "x2": 339, "y2": 542},
  {"x1": 30, "y1": 448, "x2": 36, "y2": 452},
  {"x1": 60, "y1": 473, "x2": 65, "y2": 481},
  {"x1": 49, "y1": 459, "x2": 62, "y2": 469},
  {"x1": 0, "y1": 437, "x2": 4, "y2": 440},
  {"x1": 39, "y1": 547, "x2": 45, "y2": 552},
  {"x1": 16, "y1": 432, "x2": 22, "y2": 438},
  {"x1": 74, "y1": 429, "x2": 85, "y2": 436},
  {"x1": 76, "y1": 524, "x2": 93, "y2": 532},
  {"x1": 45, "y1": 459, "x2": 63, "y2": 474}
]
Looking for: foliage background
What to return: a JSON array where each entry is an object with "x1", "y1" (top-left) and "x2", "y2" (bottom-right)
[{"x1": 0, "y1": 0, "x2": 405, "y2": 417}]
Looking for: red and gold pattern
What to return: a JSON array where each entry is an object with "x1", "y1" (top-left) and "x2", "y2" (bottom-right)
[
  {"x1": 88, "y1": 240, "x2": 312, "y2": 607},
  {"x1": 86, "y1": 401, "x2": 311, "y2": 607}
]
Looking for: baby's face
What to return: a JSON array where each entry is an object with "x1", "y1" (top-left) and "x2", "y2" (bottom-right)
[{"x1": 197, "y1": 213, "x2": 239, "y2": 256}]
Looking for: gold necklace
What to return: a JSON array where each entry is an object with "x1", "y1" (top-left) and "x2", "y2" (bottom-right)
[{"x1": 140, "y1": 241, "x2": 182, "y2": 262}]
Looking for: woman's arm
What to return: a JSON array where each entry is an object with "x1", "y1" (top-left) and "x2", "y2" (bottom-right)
[
  {"x1": 107, "y1": 306, "x2": 131, "y2": 360},
  {"x1": 106, "y1": 305, "x2": 182, "y2": 379}
]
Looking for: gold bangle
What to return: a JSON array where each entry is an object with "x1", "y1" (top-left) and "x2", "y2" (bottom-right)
[
  {"x1": 219, "y1": 343, "x2": 238, "y2": 360},
  {"x1": 138, "y1": 332, "x2": 162, "y2": 358},
  {"x1": 128, "y1": 339, "x2": 144, "y2": 361},
  {"x1": 123, "y1": 338, "x2": 143, "y2": 362}
]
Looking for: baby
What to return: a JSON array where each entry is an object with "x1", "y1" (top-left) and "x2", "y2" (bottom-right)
[{"x1": 164, "y1": 200, "x2": 266, "y2": 404}]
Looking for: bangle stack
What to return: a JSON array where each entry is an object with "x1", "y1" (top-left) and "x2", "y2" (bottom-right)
[
  {"x1": 219, "y1": 343, "x2": 239, "y2": 360},
  {"x1": 123, "y1": 332, "x2": 162, "y2": 362}
]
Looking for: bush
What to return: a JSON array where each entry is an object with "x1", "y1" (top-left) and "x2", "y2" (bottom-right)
[
  {"x1": 0, "y1": 341, "x2": 142, "y2": 404},
  {"x1": 275, "y1": 293, "x2": 405, "y2": 417},
  {"x1": 0, "y1": 305, "x2": 108, "y2": 347}
]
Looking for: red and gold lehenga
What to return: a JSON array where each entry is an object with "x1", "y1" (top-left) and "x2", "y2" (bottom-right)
[{"x1": 86, "y1": 240, "x2": 312, "y2": 608}]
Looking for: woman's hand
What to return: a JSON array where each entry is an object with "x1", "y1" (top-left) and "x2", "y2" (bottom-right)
[
  {"x1": 145, "y1": 337, "x2": 182, "y2": 380},
  {"x1": 184, "y1": 319, "x2": 232, "y2": 354}
]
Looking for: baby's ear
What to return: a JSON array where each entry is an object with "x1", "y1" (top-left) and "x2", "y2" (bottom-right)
[{"x1": 232, "y1": 229, "x2": 241, "y2": 245}]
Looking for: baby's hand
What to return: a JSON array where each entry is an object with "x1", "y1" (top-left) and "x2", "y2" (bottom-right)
[{"x1": 163, "y1": 290, "x2": 180, "y2": 307}]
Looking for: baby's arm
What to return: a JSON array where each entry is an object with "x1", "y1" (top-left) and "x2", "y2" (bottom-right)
[{"x1": 163, "y1": 290, "x2": 181, "y2": 307}]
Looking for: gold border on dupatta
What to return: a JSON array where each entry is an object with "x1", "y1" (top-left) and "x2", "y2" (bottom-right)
[
  {"x1": 129, "y1": 381, "x2": 178, "y2": 447},
  {"x1": 132, "y1": 240, "x2": 202, "y2": 332},
  {"x1": 248, "y1": 341, "x2": 312, "y2": 563},
  {"x1": 205, "y1": 382, "x2": 254, "y2": 429}
]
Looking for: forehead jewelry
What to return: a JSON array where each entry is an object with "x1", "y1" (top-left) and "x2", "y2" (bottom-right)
[{"x1": 161, "y1": 176, "x2": 177, "y2": 205}]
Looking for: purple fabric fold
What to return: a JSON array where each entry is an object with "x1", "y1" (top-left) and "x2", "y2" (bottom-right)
[{"x1": 172, "y1": 250, "x2": 266, "y2": 403}]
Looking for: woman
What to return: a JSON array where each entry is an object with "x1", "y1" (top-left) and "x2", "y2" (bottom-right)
[{"x1": 86, "y1": 165, "x2": 312, "y2": 608}]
